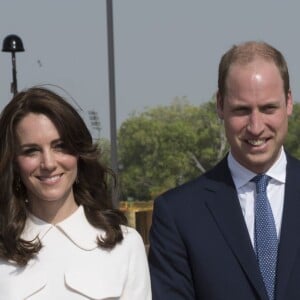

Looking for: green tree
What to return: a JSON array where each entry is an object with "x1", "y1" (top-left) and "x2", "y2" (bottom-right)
[
  {"x1": 97, "y1": 137, "x2": 111, "y2": 167},
  {"x1": 285, "y1": 102, "x2": 300, "y2": 158},
  {"x1": 118, "y1": 96, "x2": 228, "y2": 200}
]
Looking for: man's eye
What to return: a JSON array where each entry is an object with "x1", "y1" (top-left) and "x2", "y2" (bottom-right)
[
  {"x1": 263, "y1": 106, "x2": 277, "y2": 114},
  {"x1": 232, "y1": 107, "x2": 249, "y2": 115}
]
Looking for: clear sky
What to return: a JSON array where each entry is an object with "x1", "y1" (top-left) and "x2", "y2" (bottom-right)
[{"x1": 0, "y1": 0, "x2": 300, "y2": 138}]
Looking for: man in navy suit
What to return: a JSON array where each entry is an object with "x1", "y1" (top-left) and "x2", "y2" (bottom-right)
[{"x1": 148, "y1": 41, "x2": 300, "y2": 299}]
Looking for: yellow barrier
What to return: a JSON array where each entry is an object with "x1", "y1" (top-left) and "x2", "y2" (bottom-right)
[{"x1": 119, "y1": 201, "x2": 153, "y2": 246}]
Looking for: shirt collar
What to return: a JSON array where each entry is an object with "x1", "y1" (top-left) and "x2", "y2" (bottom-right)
[
  {"x1": 22, "y1": 206, "x2": 103, "y2": 250},
  {"x1": 228, "y1": 147, "x2": 287, "y2": 189}
]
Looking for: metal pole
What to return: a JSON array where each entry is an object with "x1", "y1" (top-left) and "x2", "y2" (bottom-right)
[
  {"x1": 11, "y1": 52, "x2": 18, "y2": 95},
  {"x1": 106, "y1": 0, "x2": 119, "y2": 208}
]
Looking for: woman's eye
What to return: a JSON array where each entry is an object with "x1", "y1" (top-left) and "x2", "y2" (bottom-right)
[
  {"x1": 21, "y1": 148, "x2": 39, "y2": 156},
  {"x1": 54, "y1": 142, "x2": 67, "y2": 151}
]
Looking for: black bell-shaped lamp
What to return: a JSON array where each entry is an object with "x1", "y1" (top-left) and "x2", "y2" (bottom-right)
[{"x1": 2, "y1": 34, "x2": 25, "y2": 95}]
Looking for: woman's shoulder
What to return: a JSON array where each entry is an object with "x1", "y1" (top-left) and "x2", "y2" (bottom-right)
[
  {"x1": 120, "y1": 225, "x2": 145, "y2": 249},
  {"x1": 121, "y1": 225, "x2": 143, "y2": 239}
]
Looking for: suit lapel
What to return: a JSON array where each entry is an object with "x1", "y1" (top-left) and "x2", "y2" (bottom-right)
[
  {"x1": 275, "y1": 155, "x2": 300, "y2": 300},
  {"x1": 204, "y1": 158, "x2": 268, "y2": 300}
]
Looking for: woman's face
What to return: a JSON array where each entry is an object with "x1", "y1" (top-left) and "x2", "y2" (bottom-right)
[{"x1": 15, "y1": 113, "x2": 78, "y2": 216}]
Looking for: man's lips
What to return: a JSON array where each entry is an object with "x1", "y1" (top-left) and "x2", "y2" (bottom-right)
[{"x1": 246, "y1": 139, "x2": 268, "y2": 146}]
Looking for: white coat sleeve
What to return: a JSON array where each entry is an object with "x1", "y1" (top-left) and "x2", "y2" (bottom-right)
[{"x1": 121, "y1": 227, "x2": 152, "y2": 300}]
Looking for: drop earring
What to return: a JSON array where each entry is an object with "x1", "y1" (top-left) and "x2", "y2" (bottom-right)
[{"x1": 15, "y1": 177, "x2": 21, "y2": 191}]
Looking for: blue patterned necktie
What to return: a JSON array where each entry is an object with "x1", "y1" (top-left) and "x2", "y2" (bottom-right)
[{"x1": 252, "y1": 174, "x2": 278, "y2": 300}]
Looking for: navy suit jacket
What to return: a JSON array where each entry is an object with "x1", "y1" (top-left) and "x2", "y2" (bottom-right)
[{"x1": 149, "y1": 154, "x2": 300, "y2": 300}]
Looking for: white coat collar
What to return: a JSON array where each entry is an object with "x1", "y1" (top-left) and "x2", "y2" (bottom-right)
[{"x1": 22, "y1": 206, "x2": 104, "y2": 251}]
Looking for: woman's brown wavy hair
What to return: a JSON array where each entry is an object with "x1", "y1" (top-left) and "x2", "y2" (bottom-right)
[{"x1": 0, "y1": 86, "x2": 127, "y2": 265}]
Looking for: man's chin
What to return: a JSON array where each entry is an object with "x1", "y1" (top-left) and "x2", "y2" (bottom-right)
[{"x1": 242, "y1": 154, "x2": 276, "y2": 173}]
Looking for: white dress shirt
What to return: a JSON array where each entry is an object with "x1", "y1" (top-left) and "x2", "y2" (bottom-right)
[
  {"x1": 228, "y1": 148, "x2": 286, "y2": 247},
  {"x1": 0, "y1": 206, "x2": 151, "y2": 300}
]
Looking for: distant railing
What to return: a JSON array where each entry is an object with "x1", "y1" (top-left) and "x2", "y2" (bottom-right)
[{"x1": 119, "y1": 201, "x2": 153, "y2": 250}]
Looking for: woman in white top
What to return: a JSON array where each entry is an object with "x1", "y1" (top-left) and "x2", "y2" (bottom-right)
[{"x1": 0, "y1": 86, "x2": 151, "y2": 299}]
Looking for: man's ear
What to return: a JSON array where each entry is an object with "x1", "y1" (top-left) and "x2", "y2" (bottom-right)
[
  {"x1": 216, "y1": 91, "x2": 224, "y2": 119},
  {"x1": 286, "y1": 89, "x2": 293, "y2": 117}
]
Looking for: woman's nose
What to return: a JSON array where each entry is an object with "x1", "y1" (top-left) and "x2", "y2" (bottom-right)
[{"x1": 40, "y1": 150, "x2": 56, "y2": 170}]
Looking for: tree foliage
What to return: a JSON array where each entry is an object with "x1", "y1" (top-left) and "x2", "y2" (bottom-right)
[
  {"x1": 118, "y1": 96, "x2": 228, "y2": 200},
  {"x1": 285, "y1": 102, "x2": 300, "y2": 158}
]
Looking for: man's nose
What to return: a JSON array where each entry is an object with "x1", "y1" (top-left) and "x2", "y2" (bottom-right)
[{"x1": 246, "y1": 111, "x2": 265, "y2": 135}]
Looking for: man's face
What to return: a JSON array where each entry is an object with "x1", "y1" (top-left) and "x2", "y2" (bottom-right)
[{"x1": 217, "y1": 59, "x2": 293, "y2": 173}]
